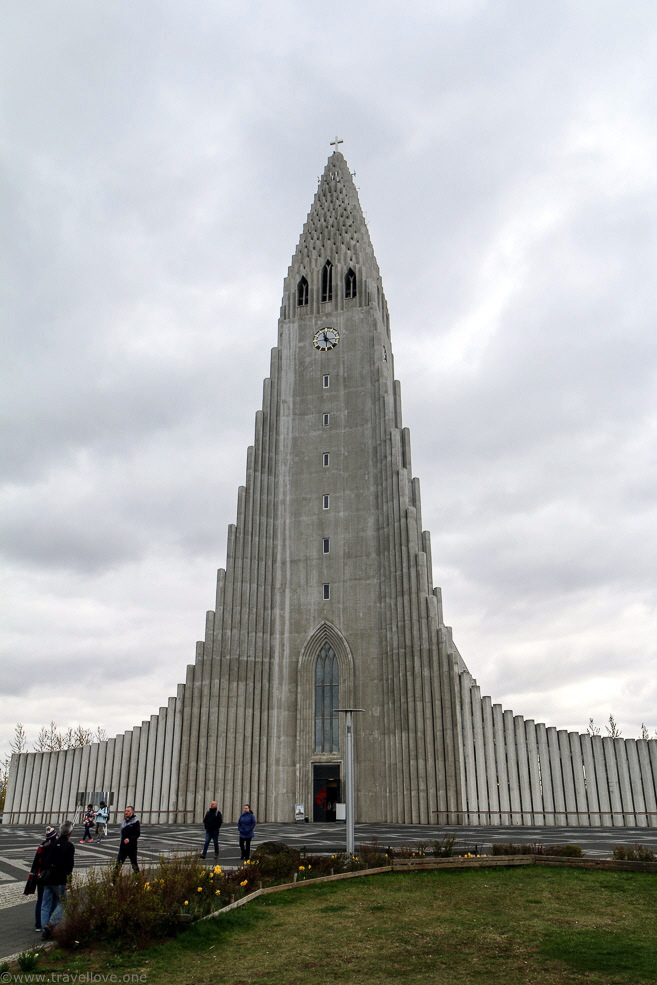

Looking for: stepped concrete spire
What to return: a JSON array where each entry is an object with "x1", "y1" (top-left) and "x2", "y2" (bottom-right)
[
  {"x1": 283, "y1": 151, "x2": 385, "y2": 318},
  {"x1": 5, "y1": 151, "x2": 657, "y2": 829}
]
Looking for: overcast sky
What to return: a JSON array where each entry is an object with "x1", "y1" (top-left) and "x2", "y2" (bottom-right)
[{"x1": 2, "y1": 0, "x2": 657, "y2": 761}]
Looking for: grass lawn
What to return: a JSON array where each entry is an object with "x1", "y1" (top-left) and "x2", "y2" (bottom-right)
[{"x1": 37, "y1": 866, "x2": 657, "y2": 984}]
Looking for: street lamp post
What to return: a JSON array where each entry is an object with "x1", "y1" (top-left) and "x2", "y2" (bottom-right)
[{"x1": 336, "y1": 708, "x2": 364, "y2": 855}]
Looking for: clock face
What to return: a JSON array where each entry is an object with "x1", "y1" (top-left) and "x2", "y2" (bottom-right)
[{"x1": 313, "y1": 327, "x2": 340, "y2": 350}]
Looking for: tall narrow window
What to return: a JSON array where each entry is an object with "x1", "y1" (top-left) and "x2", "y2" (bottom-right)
[
  {"x1": 322, "y1": 583, "x2": 330, "y2": 600},
  {"x1": 322, "y1": 452, "x2": 330, "y2": 467},
  {"x1": 322, "y1": 375, "x2": 330, "y2": 388},
  {"x1": 323, "y1": 494, "x2": 330, "y2": 509},
  {"x1": 321, "y1": 260, "x2": 333, "y2": 303},
  {"x1": 323, "y1": 413, "x2": 330, "y2": 426},
  {"x1": 345, "y1": 268, "x2": 357, "y2": 299},
  {"x1": 315, "y1": 643, "x2": 338, "y2": 752},
  {"x1": 323, "y1": 538, "x2": 330, "y2": 554},
  {"x1": 297, "y1": 276, "x2": 309, "y2": 306}
]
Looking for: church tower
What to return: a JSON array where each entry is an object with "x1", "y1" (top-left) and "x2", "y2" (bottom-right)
[
  {"x1": 175, "y1": 148, "x2": 467, "y2": 823},
  {"x1": 7, "y1": 148, "x2": 656, "y2": 829}
]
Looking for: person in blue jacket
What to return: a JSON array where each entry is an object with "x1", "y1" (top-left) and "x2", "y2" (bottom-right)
[{"x1": 237, "y1": 804, "x2": 256, "y2": 861}]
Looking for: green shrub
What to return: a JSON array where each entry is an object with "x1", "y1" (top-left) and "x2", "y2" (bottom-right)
[
  {"x1": 249, "y1": 846, "x2": 301, "y2": 881},
  {"x1": 492, "y1": 842, "x2": 584, "y2": 858},
  {"x1": 491, "y1": 843, "x2": 533, "y2": 856},
  {"x1": 17, "y1": 952, "x2": 40, "y2": 972},
  {"x1": 53, "y1": 855, "x2": 230, "y2": 949},
  {"x1": 357, "y1": 840, "x2": 390, "y2": 867},
  {"x1": 613, "y1": 844, "x2": 656, "y2": 862},
  {"x1": 545, "y1": 844, "x2": 584, "y2": 858},
  {"x1": 432, "y1": 837, "x2": 456, "y2": 857}
]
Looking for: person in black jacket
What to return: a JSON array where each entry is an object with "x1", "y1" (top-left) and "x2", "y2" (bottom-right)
[
  {"x1": 199, "y1": 801, "x2": 223, "y2": 860},
  {"x1": 28, "y1": 825, "x2": 58, "y2": 932},
  {"x1": 113, "y1": 806, "x2": 141, "y2": 876},
  {"x1": 41, "y1": 820, "x2": 75, "y2": 940}
]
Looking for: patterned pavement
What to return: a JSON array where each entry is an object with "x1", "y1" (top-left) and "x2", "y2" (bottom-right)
[{"x1": 1, "y1": 819, "x2": 655, "y2": 960}]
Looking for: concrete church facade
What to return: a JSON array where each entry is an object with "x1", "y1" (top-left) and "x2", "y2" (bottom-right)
[{"x1": 7, "y1": 150, "x2": 657, "y2": 828}]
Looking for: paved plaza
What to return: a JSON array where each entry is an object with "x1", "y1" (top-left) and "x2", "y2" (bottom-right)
[{"x1": 2, "y1": 820, "x2": 656, "y2": 960}]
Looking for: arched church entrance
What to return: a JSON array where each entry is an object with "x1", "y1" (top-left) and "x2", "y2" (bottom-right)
[
  {"x1": 312, "y1": 763, "x2": 341, "y2": 822},
  {"x1": 298, "y1": 622, "x2": 354, "y2": 821}
]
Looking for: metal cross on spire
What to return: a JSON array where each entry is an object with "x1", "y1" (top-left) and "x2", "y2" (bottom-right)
[{"x1": 330, "y1": 136, "x2": 343, "y2": 154}]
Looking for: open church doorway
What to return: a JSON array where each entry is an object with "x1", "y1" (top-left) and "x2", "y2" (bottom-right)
[{"x1": 313, "y1": 764, "x2": 341, "y2": 822}]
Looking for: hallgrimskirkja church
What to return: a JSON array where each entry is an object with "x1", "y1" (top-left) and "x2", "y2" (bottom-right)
[{"x1": 7, "y1": 150, "x2": 657, "y2": 827}]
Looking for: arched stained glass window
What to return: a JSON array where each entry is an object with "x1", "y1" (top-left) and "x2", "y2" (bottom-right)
[
  {"x1": 297, "y1": 276, "x2": 309, "y2": 306},
  {"x1": 344, "y1": 268, "x2": 356, "y2": 299},
  {"x1": 321, "y1": 260, "x2": 333, "y2": 303},
  {"x1": 315, "y1": 643, "x2": 339, "y2": 752}
]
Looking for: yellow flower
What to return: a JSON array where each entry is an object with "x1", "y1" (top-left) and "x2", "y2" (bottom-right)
[
  {"x1": 183, "y1": 901, "x2": 188, "y2": 906},
  {"x1": 299, "y1": 865, "x2": 305, "y2": 871},
  {"x1": 197, "y1": 886, "x2": 203, "y2": 892},
  {"x1": 215, "y1": 890, "x2": 220, "y2": 895},
  {"x1": 213, "y1": 865, "x2": 222, "y2": 875},
  {"x1": 143, "y1": 882, "x2": 150, "y2": 891},
  {"x1": 240, "y1": 879, "x2": 248, "y2": 887}
]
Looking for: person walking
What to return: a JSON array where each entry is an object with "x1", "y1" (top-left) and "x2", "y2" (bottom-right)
[
  {"x1": 41, "y1": 820, "x2": 75, "y2": 940},
  {"x1": 95, "y1": 801, "x2": 109, "y2": 841},
  {"x1": 237, "y1": 804, "x2": 256, "y2": 861},
  {"x1": 79, "y1": 803, "x2": 95, "y2": 843},
  {"x1": 200, "y1": 801, "x2": 223, "y2": 860},
  {"x1": 26, "y1": 825, "x2": 58, "y2": 932},
  {"x1": 113, "y1": 806, "x2": 140, "y2": 876}
]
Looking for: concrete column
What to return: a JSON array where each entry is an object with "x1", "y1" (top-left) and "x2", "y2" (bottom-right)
[
  {"x1": 86, "y1": 744, "x2": 99, "y2": 802},
  {"x1": 590, "y1": 735, "x2": 612, "y2": 826},
  {"x1": 102, "y1": 739, "x2": 115, "y2": 807},
  {"x1": 535, "y1": 724, "x2": 555, "y2": 826},
  {"x1": 142, "y1": 716, "x2": 159, "y2": 822},
  {"x1": 135, "y1": 721, "x2": 151, "y2": 816},
  {"x1": 194, "y1": 612, "x2": 217, "y2": 819},
  {"x1": 69, "y1": 747, "x2": 84, "y2": 822},
  {"x1": 170, "y1": 684, "x2": 185, "y2": 821},
  {"x1": 504, "y1": 710, "x2": 521, "y2": 825},
  {"x1": 614, "y1": 738, "x2": 635, "y2": 826},
  {"x1": 546, "y1": 728, "x2": 566, "y2": 825},
  {"x1": 579, "y1": 734, "x2": 600, "y2": 826},
  {"x1": 514, "y1": 716, "x2": 532, "y2": 824},
  {"x1": 31, "y1": 753, "x2": 48, "y2": 822},
  {"x1": 92, "y1": 742, "x2": 107, "y2": 802},
  {"x1": 15, "y1": 752, "x2": 31, "y2": 823},
  {"x1": 151, "y1": 709, "x2": 167, "y2": 822},
  {"x1": 525, "y1": 722, "x2": 544, "y2": 825},
  {"x1": 568, "y1": 733, "x2": 588, "y2": 826},
  {"x1": 460, "y1": 673, "x2": 477, "y2": 824},
  {"x1": 625, "y1": 739, "x2": 646, "y2": 827},
  {"x1": 602, "y1": 737, "x2": 623, "y2": 826},
  {"x1": 637, "y1": 740, "x2": 657, "y2": 828},
  {"x1": 4, "y1": 754, "x2": 20, "y2": 821},
  {"x1": 160, "y1": 700, "x2": 176, "y2": 820},
  {"x1": 493, "y1": 704, "x2": 510, "y2": 824},
  {"x1": 557, "y1": 731, "x2": 578, "y2": 825},
  {"x1": 21, "y1": 752, "x2": 42, "y2": 824},
  {"x1": 482, "y1": 697, "x2": 500, "y2": 824},
  {"x1": 117, "y1": 732, "x2": 133, "y2": 813},
  {"x1": 56, "y1": 750, "x2": 71, "y2": 822},
  {"x1": 109, "y1": 735, "x2": 123, "y2": 824},
  {"x1": 470, "y1": 687, "x2": 489, "y2": 824}
]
